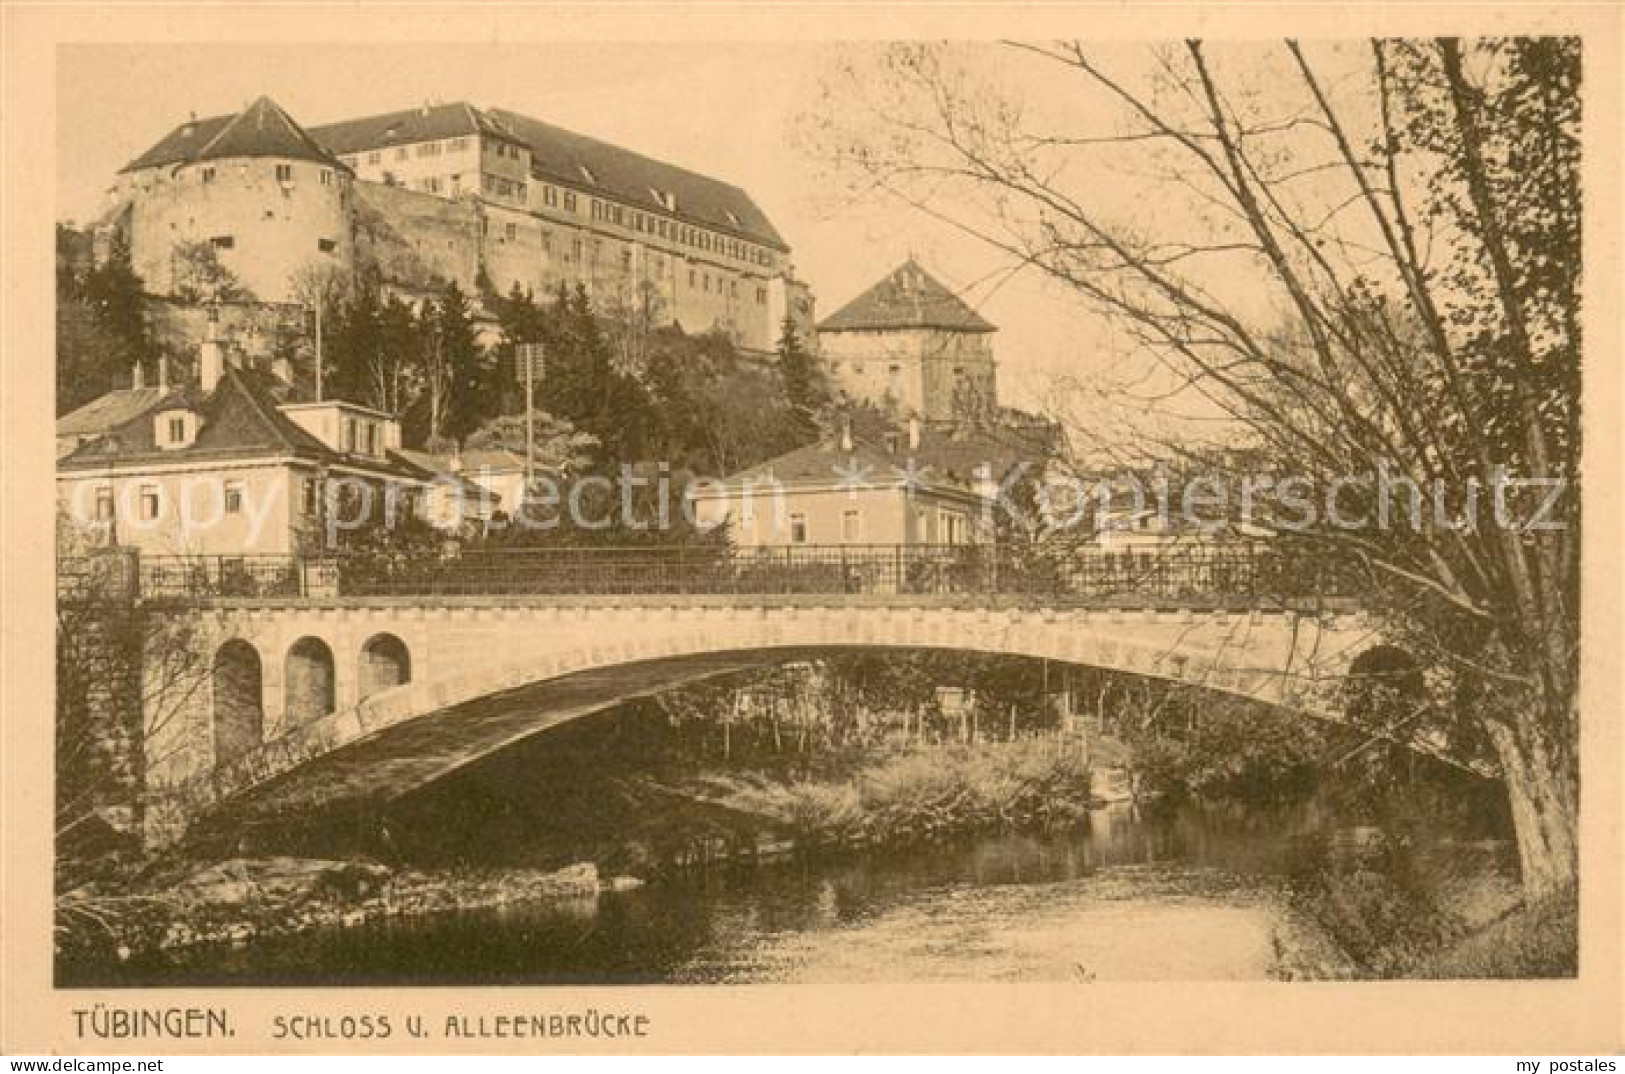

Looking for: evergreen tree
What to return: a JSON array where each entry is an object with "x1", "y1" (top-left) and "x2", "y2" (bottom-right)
[
  {"x1": 56, "y1": 229, "x2": 151, "y2": 413},
  {"x1": 535, "y1": 285, "x2": 654, "y2": 465},
  {"x1": 405, "y1": 281, "x2": 492, "y2": 449},
  {"x1": 776, "y1": 313, "x2": 827, "y2": 447}
]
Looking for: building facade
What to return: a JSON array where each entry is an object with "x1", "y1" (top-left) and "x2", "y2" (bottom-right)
[
  {"x1": 56, "y1": 332, "x2": 428, "y2": 560},
  {"x1": 101, "y1": 97, "x2": 812, "y2": 354},
  {"x1": 688, "y1": 424, "x2": 990, "y2": 549}
]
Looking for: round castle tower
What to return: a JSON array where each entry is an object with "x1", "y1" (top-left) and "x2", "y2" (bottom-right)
[{"x1": 110, "y1": 96, "x2": 353, "y2": 305}]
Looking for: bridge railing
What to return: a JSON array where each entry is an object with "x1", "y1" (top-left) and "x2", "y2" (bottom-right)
[{"x1": 60, "y1": 542, "x2": 1363, "y2": 607}]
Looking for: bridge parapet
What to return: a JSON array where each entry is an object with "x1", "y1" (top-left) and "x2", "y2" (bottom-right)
[{"x1": 67, "y1": 541, "x2": 1364, "y2": 612}]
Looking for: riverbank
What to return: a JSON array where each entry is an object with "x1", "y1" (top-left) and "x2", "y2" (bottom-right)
[
  {"x1": 55, "y1": 857, "x2": 640, "y2": 969},
  {"x1": 57, "y1": 738, "x2": 1096, "y2": 971}
]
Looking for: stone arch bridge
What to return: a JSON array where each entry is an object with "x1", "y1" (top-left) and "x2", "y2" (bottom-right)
[{"x1": 73, "y1": 544, "x2": 1394, "y2": 846}]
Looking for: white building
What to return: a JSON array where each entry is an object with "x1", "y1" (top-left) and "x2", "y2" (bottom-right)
[{"x1": 56, "y1": 331, "x2": 429, "y2": 561}]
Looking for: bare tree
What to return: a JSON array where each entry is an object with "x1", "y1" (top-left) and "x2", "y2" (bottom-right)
[
  {"x1": 56, "y1": 513, "x2": 211, "y2": 883},
  {"x1": 807, "y1": 39, "x2": 1580, "y2": 897}
]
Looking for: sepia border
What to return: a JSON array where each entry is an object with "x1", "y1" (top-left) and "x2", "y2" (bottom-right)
[{"x1": 3, "y1": 2, "x2": 1622, "y2": 1055}]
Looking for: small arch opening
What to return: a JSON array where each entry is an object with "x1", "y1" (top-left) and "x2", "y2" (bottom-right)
[
  {"x1": 285, "y1": 636, "x2": 336, "y2": 725},
  {"x1": 212, "y1": 639, "x2": 263, "y2": 763},
  {"x1": 360, "y1": 633, "x2": 412, "y2": 700}
]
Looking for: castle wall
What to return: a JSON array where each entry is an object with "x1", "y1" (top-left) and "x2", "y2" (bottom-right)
[
  {"x1": 124, "y1": 158, "x2": 351, "y2": 304},
  {"x1": 351, "y1": 181, "x2": 481, "y2": 293}
]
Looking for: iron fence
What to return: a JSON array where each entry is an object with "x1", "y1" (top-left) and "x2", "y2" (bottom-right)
[{"x1": 59, "y1": 542, "x2": 1362, "y2": 608}]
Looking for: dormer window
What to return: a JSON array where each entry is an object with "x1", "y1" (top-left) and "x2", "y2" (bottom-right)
[{"x1": 154, "y1": 408, "x2": 197, "y2": 450}]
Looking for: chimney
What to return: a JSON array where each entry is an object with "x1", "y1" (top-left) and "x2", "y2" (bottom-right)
[
  {"x1": 907, "y1": 415, "x2": 921, "y2": 452},
  {"x1": 157, "y1": 354, "x2": 168, "y2": 390},
  {"x1": 131, "y1": 361, "x2": 145, "y2": 390},
  {"x1": 199, "y1": 320, "x2": 225, "y2": 393},
  {"x1": 839, "y1": 418, "x2": 853, "y2": 453}
]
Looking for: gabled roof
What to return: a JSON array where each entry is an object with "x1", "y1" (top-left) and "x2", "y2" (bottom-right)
[
  {"x1": 710, "y1": 419, "x2": 1057, "y2": 496},
  {"x1": 120, "y1": 96, "x2": 347, "y2": 174},
  {"x1": 57, "y1": 387, "x2": 175, "y2": 439},
  {"x1": 121, "y1": 115, "x2": 236, "y2": 172},
  {"x1": 56, "y1": 365, "x2": 418, "y2": 479},
  {"x1": 819, "y1": 260, "x2": 995, "y2": 334},
  {"x1": 488, "y1": 106, "x2": 788, "y2": 251},
  {"x1": 309, "y1": 101, "x2": 514, "y2": 156}
]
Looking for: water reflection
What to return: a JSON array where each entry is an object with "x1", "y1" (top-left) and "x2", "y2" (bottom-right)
[{"x1": 78, "y1": 800, "x2": 1396, "y2": 987}]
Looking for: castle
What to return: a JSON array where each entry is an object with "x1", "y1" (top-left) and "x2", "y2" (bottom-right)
[
  {"x1": 95, "y1": 96, "x2": 1010, "y2": 426},
  {"x1": 98, "y1": 96, "x2": 814, "y2": 355}
]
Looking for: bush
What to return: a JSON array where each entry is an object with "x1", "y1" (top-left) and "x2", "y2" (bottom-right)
[{"x1": 785, "y1": 739, "x2": 1091, "y2": 846}]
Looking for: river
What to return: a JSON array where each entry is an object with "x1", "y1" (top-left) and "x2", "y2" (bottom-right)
[{"x1": 82, "y1": 799, "x2": 1418, "y2": 986}]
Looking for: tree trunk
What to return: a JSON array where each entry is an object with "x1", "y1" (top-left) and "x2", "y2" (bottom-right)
[{"x1": 1483, "y1": 693, "x2": 1579, "y2": 900}]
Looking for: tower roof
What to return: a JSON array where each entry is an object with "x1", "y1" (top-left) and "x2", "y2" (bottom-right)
[
  {"x1": 818, "y1": 260, "x2": 995, "y2": 334},
  {"x1": 121, "y1": 96, "x2": 348, "y2": 174}
]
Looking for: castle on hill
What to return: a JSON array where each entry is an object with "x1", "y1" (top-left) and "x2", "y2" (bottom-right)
[
  {"x1": 92, "y1": 96, "x2": 1024, "y2": 430},
  {"x1": 96, "y1": 96, "x2": 814, "y2": 356}
]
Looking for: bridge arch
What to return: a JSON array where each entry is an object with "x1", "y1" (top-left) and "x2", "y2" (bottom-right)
[
  {"x1": 360, "y1": 633, "x2": 412, "y2": 700},
  {"x1": 211, "y1": 639, "x2": 263, "y2": 764},
  {"x1": 284, "y1": 636, "x2": 336, "y2": 725},
  {"x1": 172, "y1": 603, "x2": 1381, "y2": 839}
]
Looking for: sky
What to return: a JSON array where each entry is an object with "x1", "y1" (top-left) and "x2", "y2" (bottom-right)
[{"x1": 56, "y1": 41, "x2": 1138, "y2": 415}]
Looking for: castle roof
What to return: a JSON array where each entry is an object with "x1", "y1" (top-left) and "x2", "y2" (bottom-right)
[
  {"x1": 818, "y1": 260, "x2": 996, "y2": 334},
  {"x1": 487, "y1": 107, "x2": 788, "y2": 252},
  {"x1": 309, "y1": 101, "x2": 517, "y2": 156},
  {"x1": 121, "y1": 96, "x2": 348, "y2": 174}
]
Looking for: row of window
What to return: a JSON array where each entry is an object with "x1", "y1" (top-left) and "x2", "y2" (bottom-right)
[
  {"x1": 489, "y1": 220, "x2": 769, "y2": 305},
  {"x1": 196, "y1": 163, "x2": 335, "y2": 187},
  {"x1": 483, "y1": 173, "x2": 526, "y2": 200},
  {"x1": 588, "y1": 198, "x2": 771, "y2": 268},
  {"x1": 540, "y1": 185, "x2": 579, "y2": 213},
  {"x1": 208, "y1": 234, "x2": 337, "y2": 255},
  {"x1": 779, "y1": 508, "x2": 969, "y2": 545},
  {"x1": 344, "y1": 135, "x2": 477, "y2": 170},
  {"x1": 92, "y1": 476, "x2": 349, "y2": 523},
  {"x1": 326, "y1": 141, "x2": 772, "y2": 273},
  {"x1": 93, "y1": 482, "x2": 246, "y2": 521}
]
